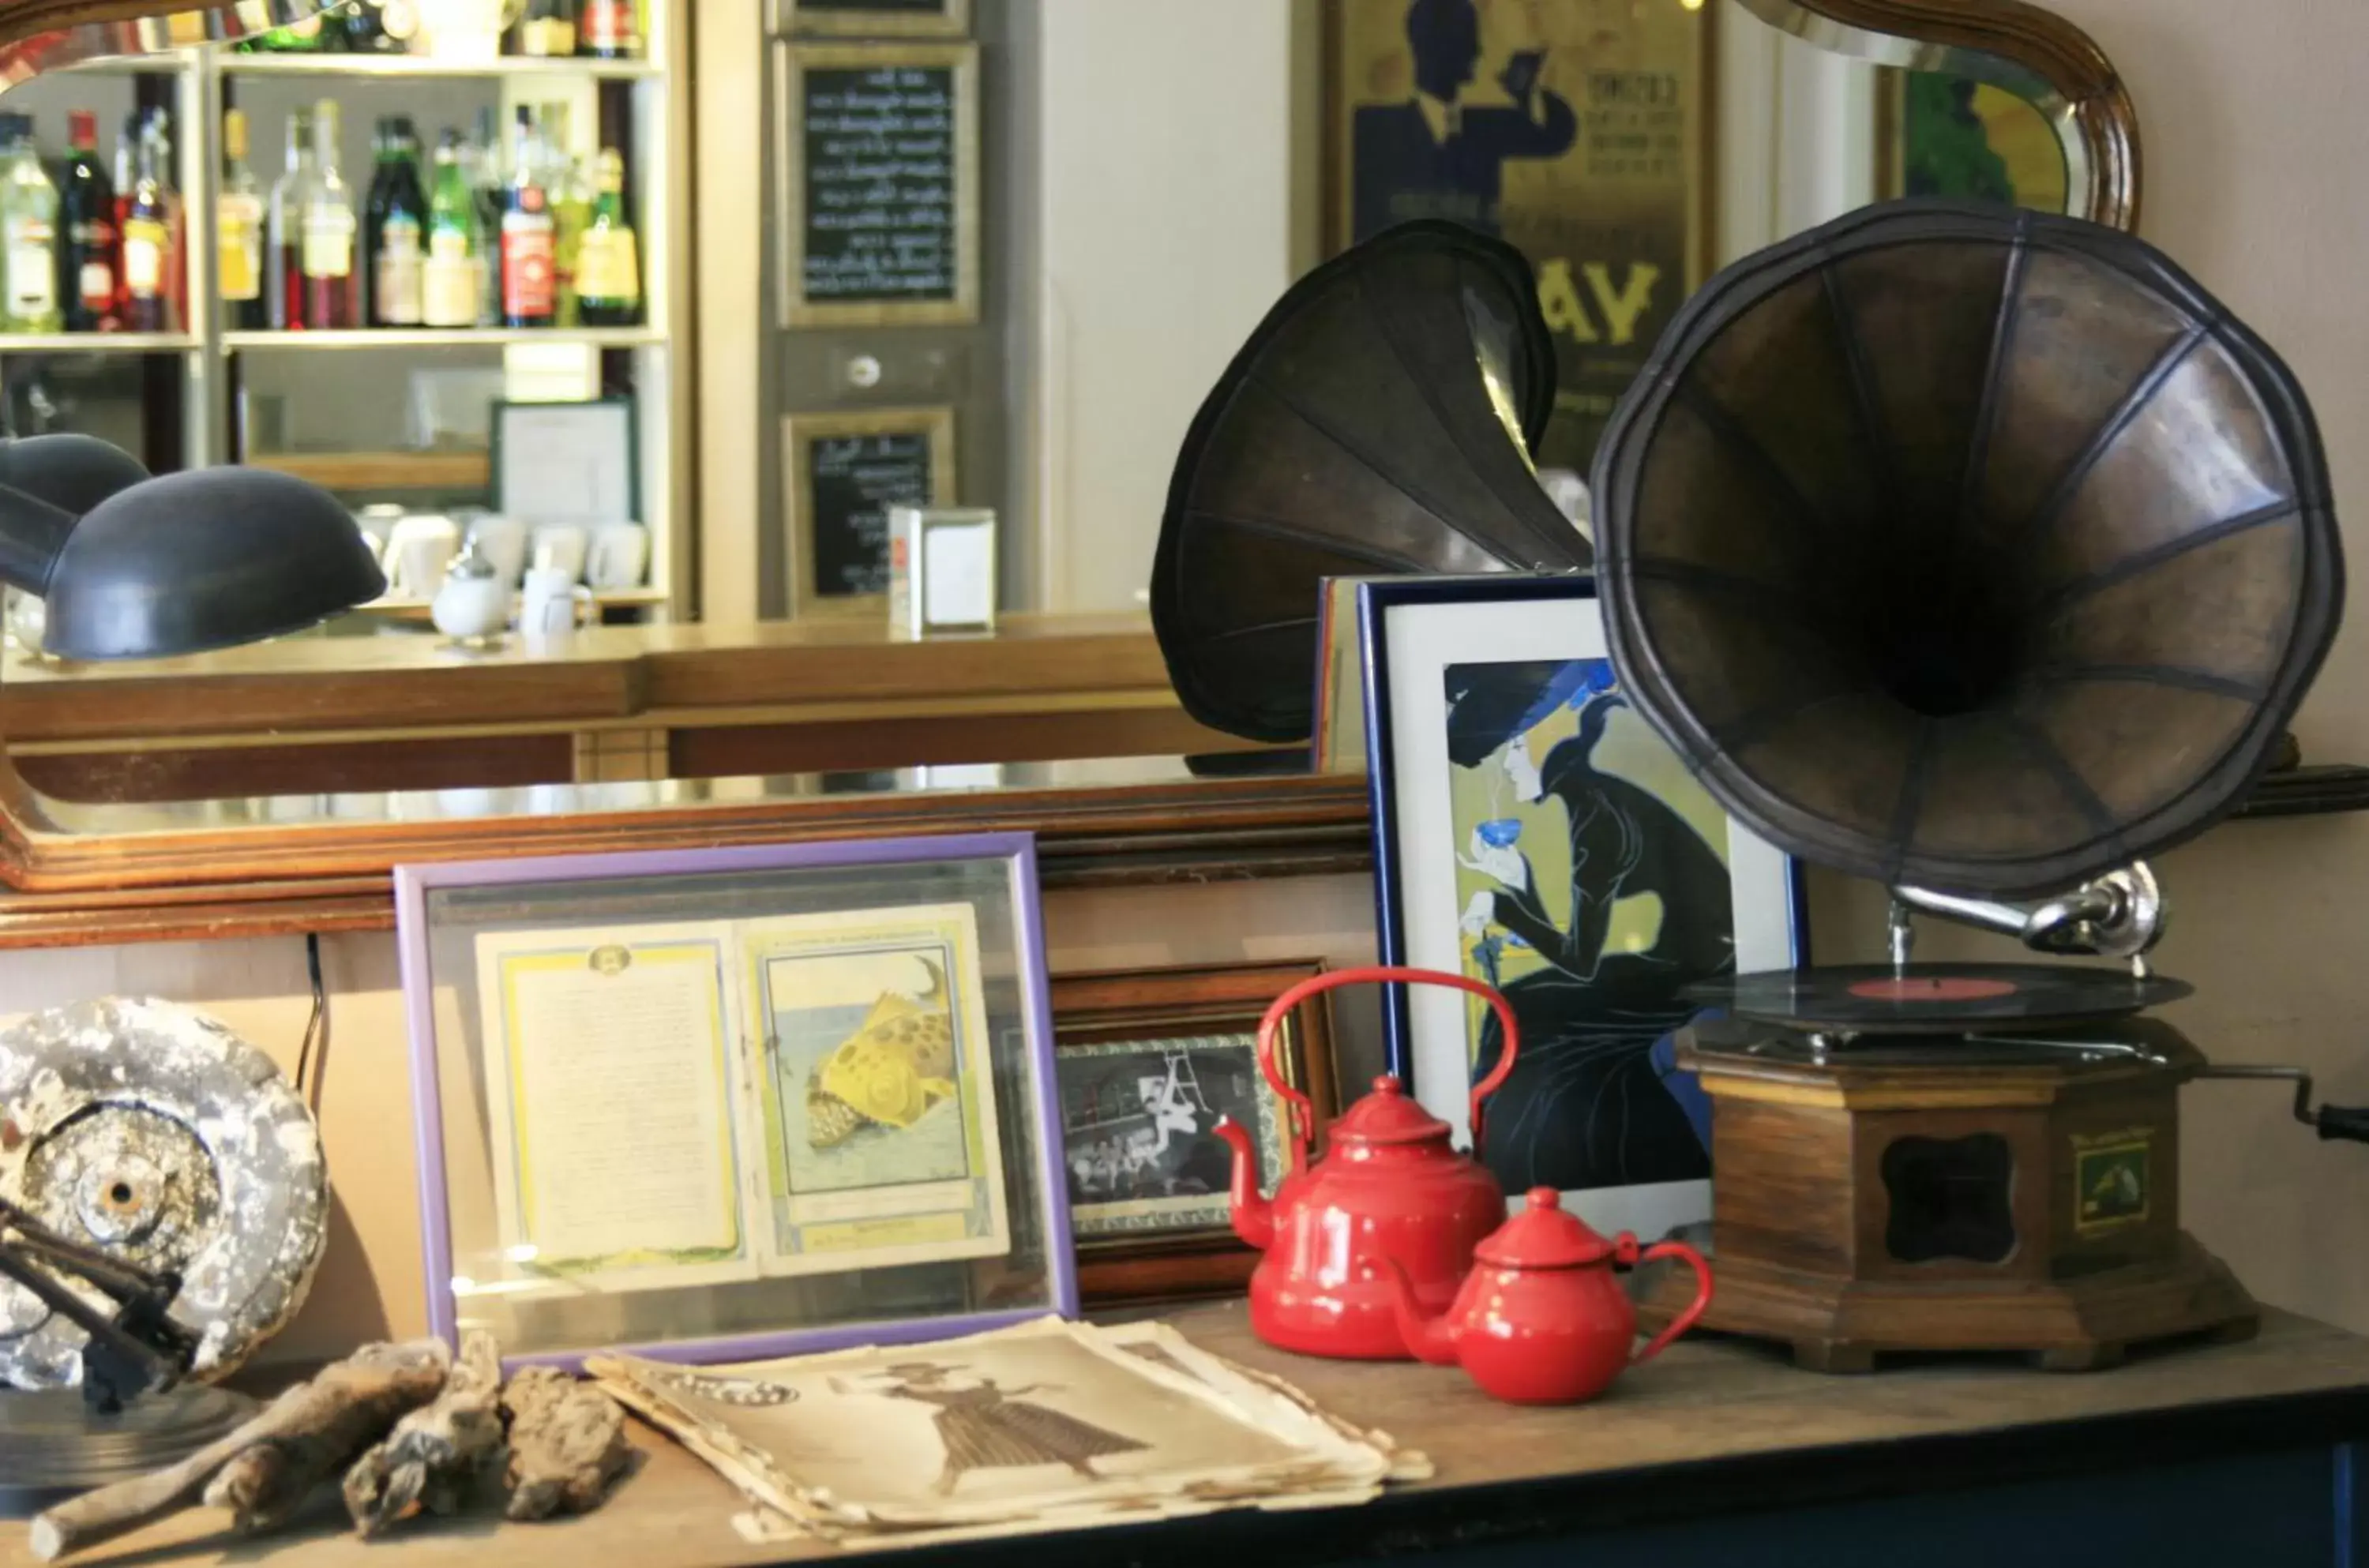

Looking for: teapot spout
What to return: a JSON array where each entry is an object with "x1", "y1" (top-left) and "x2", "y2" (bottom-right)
[
  {"x1": 1213, "y1": 1117, "x2": 1273, "y2": 1250},
  {"x1": 1378, "y1": 1255, "x2": 1460, "y2": 1367}
]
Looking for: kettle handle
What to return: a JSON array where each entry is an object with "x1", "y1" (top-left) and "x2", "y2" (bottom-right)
[
  {"x1": 1256, "y1": 965, "x2": 1520, "y2": 1172},
  {"x1": 1625, "y1": 1239, "x2": 1714, "y2": 1366}
]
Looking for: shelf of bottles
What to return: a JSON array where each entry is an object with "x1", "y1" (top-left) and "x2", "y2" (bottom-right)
[{"x1": 0, "y1": 0, "x2": 686, "y2": 620}]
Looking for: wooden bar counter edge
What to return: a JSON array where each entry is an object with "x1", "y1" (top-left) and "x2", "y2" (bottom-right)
[{"x1": 6, "y1": 1298, "x2": 2367, "y2": 1568}]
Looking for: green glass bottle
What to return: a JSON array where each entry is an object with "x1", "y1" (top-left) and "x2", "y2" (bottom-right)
[
  {"x1": 421, "y1": 130, "x2": 479, "y2": 330},
  {"x1": 574, "y1": 148, "x2": 640, "y2": 328}
]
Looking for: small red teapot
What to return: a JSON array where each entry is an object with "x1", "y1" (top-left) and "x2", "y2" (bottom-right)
[
  {"x1": 1380, "y1": 1187, "x2": 1714, "y2": 1404},
  {"x1": 1214, "y1": 966, "x2": 1519, "y2": 1360}
]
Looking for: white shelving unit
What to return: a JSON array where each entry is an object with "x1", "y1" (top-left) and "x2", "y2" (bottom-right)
[{"x1": 0, "y1": 10, "x2": 693, "y2": 619}]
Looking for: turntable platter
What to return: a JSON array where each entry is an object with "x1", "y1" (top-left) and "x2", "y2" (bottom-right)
[{"x1": 1692, "y1": 964, "x2": 2194, "y2": 1034}]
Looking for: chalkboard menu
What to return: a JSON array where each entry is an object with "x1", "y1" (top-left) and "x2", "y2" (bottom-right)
[
  {"x1": 787, "y1": 407, "x2": 955, "y2": 610},
  {"x1": 783, "y1": 43, "x2": 978, "y2": 326},
  {"x1": 792, "y1": 0, "x2": 967, "y2": 33}
]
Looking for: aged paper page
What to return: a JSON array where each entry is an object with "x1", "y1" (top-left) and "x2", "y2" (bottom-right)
[
  {"x1": 476, "y1": 923, "x2": 757, "y2": 1293},
  {"x1": 739, "y1": 902, "x2": 1011, "y2": 1276}
]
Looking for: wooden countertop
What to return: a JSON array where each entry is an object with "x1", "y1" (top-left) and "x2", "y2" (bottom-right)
[
  {"x1": 0, "y1": 615, "x2": 1181, "y2": 744},
  {"x1": 7, "y1": 1300, "x2": 2367, "y2": 1567}
]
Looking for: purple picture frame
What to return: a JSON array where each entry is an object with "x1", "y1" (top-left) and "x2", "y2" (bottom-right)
[{"x1": 395, "y1": 831, "x2": 1076, "y2": 1371}]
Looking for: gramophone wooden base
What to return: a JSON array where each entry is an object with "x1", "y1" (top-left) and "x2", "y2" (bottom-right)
[
  {"x1": 1638, "y1": 1016, "x2": 2262, "y2": 1371},
  {"x1": 1643, "y1": 1232, "x2": 2258, "y2": 1372}
]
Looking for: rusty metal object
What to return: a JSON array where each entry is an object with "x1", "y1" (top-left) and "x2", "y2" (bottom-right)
[{"x1": 1592, "y1": 199, "x2": 2342, "y2": 898}]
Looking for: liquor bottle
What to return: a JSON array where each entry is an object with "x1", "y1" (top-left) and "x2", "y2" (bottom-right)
[
  {"x1": 298, "y1": 99, "x2": 359, "y2": 329},
  {"x1": 514, "y1": 0, "x2": 576, "y2": 58},
  {"x1": 540, "y1": 103, "x2": 591, "y2": 326},
  {"x1": 266, "y1": 107, "x2": 316, "y2": 328},
  {"x1": 467, "y1": 107, "x2": 503, "y2": 325},
  {"x1": 58, "y1": 110, "x2": 114, "y2": 332},
  {"x1": 0, "y1": 115, "x2": 60, "y2": 334},
  {"x1": 218, "y1": 107, "x2": 267, "y2": 331},
  {"x1": 366, "y1": 116, "x2": 426, "y2": 327},
  {"x1": 109, "y1": 111, "x2": 134, "y2": 319},
  {"x1": 498, "y1": 108, "x2": 555, "y2": 328},
  {"x1": 573, "y1": 148, "x2": 640, "y2": 328},
  {"x1": 421, "y1": 130, "x2": 479, "y2": 328},
  {"x1": 148, "y1": 112, "x2": 187, "y2": 334},
  {"x1": 118, "y1": 122, "x2": 171, "y2": 333},
  {"x1": 577, "y1": 0, "x2": 640, "y2": 58},
  {"x1": 337, "y1": 2, "x2": 404, "y2": 53}
]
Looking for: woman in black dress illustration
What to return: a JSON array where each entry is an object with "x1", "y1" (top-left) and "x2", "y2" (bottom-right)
[
  {"x1": 877, "y1": 1363, "x2": 1147, "y2": 1495},
  {"x1": 1447, "y1": 659, "x2": 1735, "y2": 1191}
]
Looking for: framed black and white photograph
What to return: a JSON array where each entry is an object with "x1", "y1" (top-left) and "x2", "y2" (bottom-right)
[
  {"x1": 491, "y1": 399, "x2": 638, "y2": 527},
  {"x1": 1358, "y1": 575, "x2": 1804, "y2": 1243},
  {"x1": 1049, "y1": 962, "x2": 1340, "y2": 1304}
]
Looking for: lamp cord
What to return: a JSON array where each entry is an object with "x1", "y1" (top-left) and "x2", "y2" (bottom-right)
[{"x1": 294, "y1": 932, "x2": 327, "y2": 1108}]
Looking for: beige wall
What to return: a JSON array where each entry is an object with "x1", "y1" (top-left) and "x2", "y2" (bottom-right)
[{"x1": 0, "y1": 876, "x2": 1380, "y2": 1366}]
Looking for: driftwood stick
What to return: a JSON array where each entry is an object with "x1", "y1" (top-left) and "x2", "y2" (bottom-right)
[
  {"x1": 343, "y1": 1331, "x2": 506, "y2": 1537},
  {"x1": 28, "y1": 1339, "x2": 450, "y2": 1562},
  {"x1": 502, "y1": 1367, "x2": 632, "y2": 1521}
]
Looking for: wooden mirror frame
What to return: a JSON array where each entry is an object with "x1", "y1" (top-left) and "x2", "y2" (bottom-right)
[{"x1": 0, "y1": 0, "x2": 2144, "y2": 941}]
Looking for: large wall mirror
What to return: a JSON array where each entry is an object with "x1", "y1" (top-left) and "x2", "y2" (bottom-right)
[{"x1": 0, "y1": 0, "x2": 2138, "y2": 903}]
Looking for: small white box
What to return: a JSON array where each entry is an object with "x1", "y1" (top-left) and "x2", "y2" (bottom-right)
[{"x1": 888, "y1": 505, "x2": 998, "y2": 636}]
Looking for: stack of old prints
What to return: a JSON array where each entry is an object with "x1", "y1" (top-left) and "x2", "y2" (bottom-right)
[{"x1": 587, "y1": 1318, "x2": 1429, "y2": 1547}]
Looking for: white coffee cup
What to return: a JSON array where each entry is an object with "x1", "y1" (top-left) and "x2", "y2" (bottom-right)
[
  {"x1": 519, "y1": 566, "x2": 594, "y2": 637},
  {"x1": 465, "y1": 513, "x2": 531, "y2": 588},
  {"x1": 531, "y1": 523, "x2": 591, "y2": 584},
  {"x1": 384, "y1": 513, "x2": 460, "y2": 600},
  {"x1": 585, "y1": 521, "x2": 651, "y2": 591}
]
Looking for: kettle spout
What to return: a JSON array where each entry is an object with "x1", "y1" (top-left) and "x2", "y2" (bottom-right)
[
  {"x1": 1376, "y1": 1255, "x2": 1460, "y2": 1367},
  {"x1": 1213, "y1": 1116, "x2": 1273, "y2": 1250}
]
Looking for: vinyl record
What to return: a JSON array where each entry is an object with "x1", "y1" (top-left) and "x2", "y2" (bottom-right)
[{"x1": 1692, "y1": 964, "x2": 2192, "y2": 1034}]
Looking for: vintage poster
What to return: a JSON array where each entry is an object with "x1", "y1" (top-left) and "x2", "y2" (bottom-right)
[
  {"x1": 1890, "y1": 69, "x2": 2070, "y2": 210},
  {"x1": 744, "y1": 902, "x2": 1011, "y2": 1274},
  {"x1": 1443, "y1": 657, "x2": 1736, "y2": 1193},
  {"x1": 1330, "y1": 0, "x2": 1708, "y2": 470}
]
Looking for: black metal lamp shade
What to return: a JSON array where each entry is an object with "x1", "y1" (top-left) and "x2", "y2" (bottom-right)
[{"x1": 0, "y1": 437, "x2": 387, "y2": 661}]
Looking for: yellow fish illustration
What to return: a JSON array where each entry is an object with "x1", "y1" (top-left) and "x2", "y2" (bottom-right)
[{"x1": 805, "y1": 958, "x2": 957, "y2": 1148}]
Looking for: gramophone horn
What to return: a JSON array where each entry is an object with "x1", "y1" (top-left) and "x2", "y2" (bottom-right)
[
  {"x1": 1593, "y1": 200, "x2": 2343, "y2": 898},
  {"x1": 1152, "y1": 221, "x2": 1590, "y2": 743}
]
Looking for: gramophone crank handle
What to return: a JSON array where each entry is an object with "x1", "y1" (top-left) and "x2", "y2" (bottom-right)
[{"x1": 2196, "y1": 1064, "x2": 2369, "y2": 1143}]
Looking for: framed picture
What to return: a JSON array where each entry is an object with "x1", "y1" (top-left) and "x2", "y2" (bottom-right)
[
  {"x1": 396, "y1": 832, "x2": 1073, "y2": 1368},
  {"x1": 1321, "y1": 0, "x2": 1711, "y2": 471},
  {"x1": 1875, "y1": 66, "x2": 2070, "y2": 212},
  {"x1": 785, "y1": 0, "x2": 971, "y2": 37},
  {"x1": 783, "y1": 406, "x2": 957, "y2": 617},
  {"x1": 1358, "y1": 575, "x2": 1804, "y2": 1244},
  {"x1": 1050, "y1": 962, "x2": 1340, "y2": 1305},
  {"x1": 775, "y1": 41, "x2": 981, "y2": 328},
  {"x1": 491, "y1": 398, "x2": 638, "y2": 526}
]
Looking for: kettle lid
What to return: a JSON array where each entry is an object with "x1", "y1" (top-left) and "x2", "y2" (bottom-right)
[
  {"x1": 1474, "y1": 1187, "x2": 1620, "y2": 1268},
  {"x1": 1329, "y1": 1075, "x2": 1454, "y2": 1146}
]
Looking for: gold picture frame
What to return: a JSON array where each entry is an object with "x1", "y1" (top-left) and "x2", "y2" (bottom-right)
[
  {"x1": 783, "y1": 405, "x2": 958, "y2": 619},
  {"x1": 783, "y1": 0, "x2": 971, "y2": 38},
  {"x1": 775, "y1": 40, "x2": 982, "y2": 328}
]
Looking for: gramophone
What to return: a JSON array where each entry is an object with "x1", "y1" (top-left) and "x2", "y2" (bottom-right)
[{"x1": 1154, "y1": 201, "x2": 2367, "y2": 1371}]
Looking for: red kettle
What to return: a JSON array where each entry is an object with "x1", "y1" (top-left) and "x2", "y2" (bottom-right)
[{"x1": 1214, "y1": 965, "x2": 1519, "y2": 1360}]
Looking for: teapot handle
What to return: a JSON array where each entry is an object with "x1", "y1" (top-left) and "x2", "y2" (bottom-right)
[
  {"x1": 1255, "y1": 965, "x2": 1520, "y2": 1173},
  {"x1": 1626, "y1": 1239, "x2": 1714, "y2": 1366}
]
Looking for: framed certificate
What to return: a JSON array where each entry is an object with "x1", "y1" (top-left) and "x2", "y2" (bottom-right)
[{"x1": 397, "y1": 833, "x2": 1072, "y2": 1368}]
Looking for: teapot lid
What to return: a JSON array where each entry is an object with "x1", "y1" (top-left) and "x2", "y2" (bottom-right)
[
  {"x1": 1329, "y1": 1075, "x2": 1454, "y2": 1146},
  {"x1": 1474, "y1": 1187, "x2": 1621, "y2": 1268}
]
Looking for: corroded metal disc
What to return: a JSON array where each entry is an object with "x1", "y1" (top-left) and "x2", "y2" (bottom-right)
[{"x1": 0, "y1": 999, "x2": 327, "y2": 1390}]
